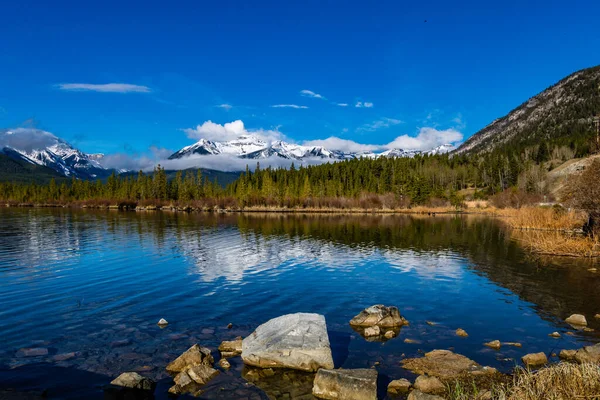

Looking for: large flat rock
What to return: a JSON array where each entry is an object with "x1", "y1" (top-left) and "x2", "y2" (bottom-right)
[
  {"x1": 242, "y1": 313, "x2": 334, "y2": 372},
  {"x1": 402, "y1": 350, "x2": 496, "y2": 379},
  {"x1": 312, "y1": 368, "x2": 377, "y2": 400}
]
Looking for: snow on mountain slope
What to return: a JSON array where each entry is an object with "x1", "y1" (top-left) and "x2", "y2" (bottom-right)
[
  {"x1": 0, "y1": 128, "x2": 108, "y2": 178},
  {"x1": 169, "y1": 134, "x2": 455, "y2": 161}
]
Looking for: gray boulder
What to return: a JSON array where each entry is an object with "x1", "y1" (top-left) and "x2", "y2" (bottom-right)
[
  {"x1": 312, "y1": 368, "x2": 377, "y2": 400},
  {"x1": 242, "y1": 313, "x2": 334, "y2": 372},
  {"x1": 349, "y1": 305, "x2": 408, "y2": 327}
]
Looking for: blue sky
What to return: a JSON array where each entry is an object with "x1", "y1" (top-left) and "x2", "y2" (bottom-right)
[{"x1": 1, "y1": 0, "x2": 599, "y2": 159}]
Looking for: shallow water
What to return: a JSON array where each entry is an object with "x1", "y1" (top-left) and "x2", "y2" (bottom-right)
[{"x1": 0, "y1": 209, "x2": 599, "y2": 399}]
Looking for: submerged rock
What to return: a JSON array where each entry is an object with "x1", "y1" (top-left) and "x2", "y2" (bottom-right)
[
  {"x1": 349, "y1": 305, "x2": 408, "y2": 327},
  {"x1": 110, "y1": 372, "x2": 156, "y2": 391},
  {"x1": 312, "y1": 368, "x2": 377, "y2": 400},
  {"x1": 387, "y1": 378, "x2": 411, "y2": 395},
  {"x1": 414, "y1": 375, "x2": 444, "y2": 394},
  {"x1": 16, "y1": 348, "x2": 48, "y2": 357},
  {"x1": 565, "y1": 314, "x2": 587, "y2": 327},
  {"x1": 218, "y1": 359, "x2": 231, "y2": 369},
  {"x1": 521, "y1": 352, "x2": 548, "y2": 367},
  {"x1": 402, "y1": 350, "x2": 495, "y2": 379},
  {"x1": 242, "y1": 313, "x2": 334, "y2": 372},
  {"x1": 219, "y1": 336, "x2": 243, "y2": 358},
  {"x1": 242, "y1": 366, "x2": 315, "y2": 399},
  {"x1": 384, "y1": 330, "x2": 396, "y2": 339},
  {"x1": 408, "y1": 391, "x2": 445, "y2": 400},
  {"x1": 574, "y1": 343, "x2": 600, "y2": 364}
]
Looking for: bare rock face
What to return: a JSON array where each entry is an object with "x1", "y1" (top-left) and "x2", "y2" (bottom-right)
[
  {"x1": 408, "y1": 391, "x2": 445, "y2": 400},
  {"x1": 565, "y1": 314, "x2": 587, "y2": 327},
  {"x1": 402, "y1": 350, "x2": 496, "y2": 379},
  {"x1": 521, "y1": 352, "x2": 548, "y2": 367},
  {"x1": 166, "y1": 344, "x2": 219, "y2": 396},
  {"x1": 387, "y1": 378, "x2": 411, "y2": 395},
  {"x1": 312, "y1": 368, "x2": 377, "y2": 400},
  {"x1": 110, "y1": 372, "x2": 156, "y2": 391},
  {"x1": 349, "y1": 305, "x2": 408, "y2": 327},
  {"x1": 219, "y1": 336, "x2": 243, "y2": 358},
  {"x1": 242, "y1": 313, "x2": 334, "y2": 372},
  {"x1": 574, "y1": 343, "x2": 600, "y2": 364}
]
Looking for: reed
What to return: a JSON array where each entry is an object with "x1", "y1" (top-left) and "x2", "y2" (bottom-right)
[{"x1": 496, "y1": 206, "x2": 586, "y2": 231}]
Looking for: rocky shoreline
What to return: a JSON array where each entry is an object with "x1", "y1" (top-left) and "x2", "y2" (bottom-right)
[{"x1": 93, "y1": 306, "x2": 600, "y2": 399}]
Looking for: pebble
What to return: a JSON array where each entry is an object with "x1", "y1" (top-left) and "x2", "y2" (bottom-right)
[
  {"x1": 549, "y1": 332, "x2": 561, "y2": 338},
  {"x1": 157, "y1": 318, "x2": 169, "y2": 326},
  {"x1": 219, "y1": 359, "x2": 231, "y2": 369},
  {"x1": 227, "y1": 323, "x2": 233, "y2": 329}
]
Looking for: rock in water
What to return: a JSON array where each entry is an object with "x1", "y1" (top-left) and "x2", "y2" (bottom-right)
[
  {"x1": 484, "y1": 340, "x2": 501, "y2": 350},
  {"x1": 565, "y1": 314, "x2": 587, "y2": 326},
  {"x1": 521, "y1": 352, "x2": 547, "y2": 367},
  {"x1": 166, "y1": 344, "x2": 219, "y2": 396},
  {"x1": 414, "y1": 375, "x2": 445, "y2": 394},
  {"x1": 242, "y1": 313, "x2": 334, "y2": 372},
  {"x1": 110, "y1": 372, "x2": 156, "y2": 391},
  {"x1": 363, "y1": 326, "x2": 381, "y2": 337},
  {"x1": 349, "y1": 305, "x2": 408, "y2": 327},
  {"x1": 574, "y1": 343, "x2": 600, "y2": 364},
  {"x1": 157, "y1": 318, "x2": 168, "y2": 326},
  {"x1": 219, "y1": 337, "x2": 243, "y2": 358},
  {"x1": 166, "y1": 344, "x2": 214, "y2": 374},
  {"x1": 312, "y1": 368, "x2": 377, "y2": 400},
  {"x1": 455, "y1": 328, "x2": 468, "y2": 337},
  {"x1": 387, "y1": 378, "x2": 411, "y2": 395},
  {"x1": 402, "y1": 350, "x2": 496, "y2": 379},
  {"x1": 408, "y1": 391, "x2": 445, "y2": 400}
]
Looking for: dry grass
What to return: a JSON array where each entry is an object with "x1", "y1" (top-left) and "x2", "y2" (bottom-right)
[
  {"x1": 512, "y1": 230, "x2": 600, "y2": 258},
  {"x1": 502, "y1": 363, "x2": 600, "y2": 400},
  {"x1": 447, "y1": 363, "x2": 600, "y2": 400},
  {"x1": 496, "y1": 206, "x2": 587, "y2": 231}
]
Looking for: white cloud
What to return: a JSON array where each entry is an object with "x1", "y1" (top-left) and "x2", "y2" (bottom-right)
[
  {"x1": 303, "y1": 137, "x2": 380, "y2": 153},
  {"x1": 216, "y1": 104, "x2": 233, "y2": 110},
  {"x1": 0, "y1": 128, "x2": 60, "y2": 152},
  {"x1": 337, "y1": 103, "x2": 348, "y2": 107},
  {"x1": 300, "y1": 90, "x2": 325, "y2": 100},
  {"x1": 271, "y1": 104, "x2": 309, "y2": 109},
  {"x1": 355, "y1": 101, "x2": 374, "y2": 108},
  {"x1": 385, "y1": 127, "x2": 463, "y2": 150},
  {"x1": 357, "y1": 117, "x2": 403, "y2": 132},
  {"x1": 56, "y1": 83, "x2": 151, "y2": 93},
  {"x1": 183, "y1": 120, "x2": 285, "y2": 143}
]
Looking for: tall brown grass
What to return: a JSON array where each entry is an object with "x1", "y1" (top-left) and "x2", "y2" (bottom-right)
[
  {"x1": 512, "y1": 230, "x2": 600, "y2": 258},
  {"x1": 447, "y1": 363, "x2": 600, "y2": 400},
  {"x1": 497, "y1": 206, "x2": 587, "y2": 231}
]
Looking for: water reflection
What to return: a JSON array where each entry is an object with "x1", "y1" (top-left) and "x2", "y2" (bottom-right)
[{"x1": 0, "y1": 209, "x2": 599, "y2": 399}]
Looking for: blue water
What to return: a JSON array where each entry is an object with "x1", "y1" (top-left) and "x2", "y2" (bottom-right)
[{"x1": 0, "y1": 209, "x2": 599, "y2": 399}]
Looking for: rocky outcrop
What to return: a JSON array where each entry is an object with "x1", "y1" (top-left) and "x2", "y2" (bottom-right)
[
  {"x1": 242, "y1": 313, "x2": 334, "y2": 372},
  {"x1": 574, "y1": 343, "x2": 600, "y2": 364},
  {"x1": 402, "y1": 350, "x2": 496, "y2": 379},
  {"x1": 349, "y1": 305, "x2": 408, "y2": 327},
  {"x1": 387, "y1": 378, "x2": 411, "y2": 395},
  {"x1": 521, "y1": 352, "x2": 548, "y2": 367},
  {"x1": 110, "y1": 372, "x2": 156, "y2": 391},
  {"x1": 166, "y1": 344, "x2": 219, "y2": 396},
  {"x1": 312, "y1": 368, "x2": 377, "y2": 400}
]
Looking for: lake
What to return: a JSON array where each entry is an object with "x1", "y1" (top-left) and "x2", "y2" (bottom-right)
[{"x1": 0, "y1": 209, "x2": 599, "y2": 399}]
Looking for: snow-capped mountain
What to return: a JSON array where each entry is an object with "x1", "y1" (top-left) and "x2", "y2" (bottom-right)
[
  {"x1": 169, "y1": 134, "x2": 455, "y2": 161},
  {"x1": 0, "y1": 128, "x2": 108, "y2": 178}
]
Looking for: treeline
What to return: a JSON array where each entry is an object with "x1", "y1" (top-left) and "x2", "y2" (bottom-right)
[{"x1": 0, "y1": 137, "x2": 597, "y2": 209}]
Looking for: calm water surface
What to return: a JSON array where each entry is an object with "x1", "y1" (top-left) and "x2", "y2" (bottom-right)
[{"x1": 1, "y1": 209, "x2": 599, "y2": 399}]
